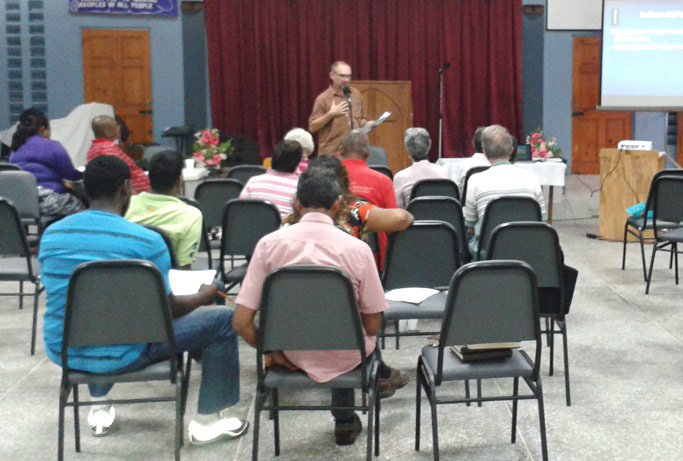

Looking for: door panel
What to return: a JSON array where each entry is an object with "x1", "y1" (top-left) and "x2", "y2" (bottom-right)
[
  {"x1": 571, "y1": 37, "x2": 632, "y2": 174},
  {"x1": 82, "y1": 29, "x2": 153, "y2": 144}
]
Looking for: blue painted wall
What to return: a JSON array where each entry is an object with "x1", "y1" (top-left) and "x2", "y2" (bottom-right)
[{"x1": 43, "y1": 4, "x2": 185, "y2": 148}]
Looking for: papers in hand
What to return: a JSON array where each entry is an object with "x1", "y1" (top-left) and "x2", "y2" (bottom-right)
[
  {"x1": 358, "y1": 111, "x2": 391, "y2": 134},
  {"x1": 169, "y1": 269, "x2": 216, "y2": 295},
  {"x1": 385, "y1": 287, "x2": 439, "y2": 304}
]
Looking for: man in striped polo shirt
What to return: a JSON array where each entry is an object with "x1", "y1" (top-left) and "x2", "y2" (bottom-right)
[
  {"x1": 463, "y1": 124, "x2": 547, "y2": 258},
  {"x1": 239, "y1": 140, "x2": 302, "y2": 217}
]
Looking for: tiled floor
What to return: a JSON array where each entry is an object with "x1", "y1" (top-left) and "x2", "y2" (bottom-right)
[{"x1": 1, "y1": 175, "x2": 681, "y2": 460}]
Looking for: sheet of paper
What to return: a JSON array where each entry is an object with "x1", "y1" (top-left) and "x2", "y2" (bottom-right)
[
  {"x1": 385, "y1": 287, "x2": 439, "y2": 304},
  {"x1": 358, "y1": 111, "x2": 391, "y2": 134},
  {"x1": 169, "y1": 269, "x2": 216, "y2": 296}
]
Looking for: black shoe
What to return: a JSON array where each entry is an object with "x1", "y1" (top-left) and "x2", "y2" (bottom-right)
[
  {"x1": 379, "y1": 368, "x2": 410, "y2": 399},
  {"x1": 334, "y1": 413, "x2": 362, "y2": 446}
]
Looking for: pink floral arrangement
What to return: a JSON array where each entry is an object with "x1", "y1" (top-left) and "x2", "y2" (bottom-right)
[
  {"x1": 526, "y1": 128, "x2": 562, "y2": 160},
  {"x1": 192, "y1": 128, "x2": 232, "y2": 167}
]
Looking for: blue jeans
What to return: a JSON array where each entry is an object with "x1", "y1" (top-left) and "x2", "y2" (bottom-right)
[{"x1": 89, "y1": 306, "x2": 240, "y2": 415}]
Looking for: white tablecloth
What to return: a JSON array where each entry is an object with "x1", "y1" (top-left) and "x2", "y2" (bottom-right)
[{"x1": 437, "y1": 158, "x2": 566, "y2": 187}]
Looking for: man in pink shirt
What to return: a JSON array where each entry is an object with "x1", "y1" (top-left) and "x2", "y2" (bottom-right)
[
  {"x1": 239, "y1": 140, "x2": 302, "y2": 217},
  {"x1": 86, "y1": 115, "x2": 150, "y2": 193},
  {"x1": 233, "y1": 168, "x2": 408, "y2": 446}
]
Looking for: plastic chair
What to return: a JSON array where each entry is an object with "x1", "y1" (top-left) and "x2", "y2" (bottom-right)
[
  {"x1": 219, "y1": 199, "x2": 281, "y2": 292},
  {"x1": 369, "y1": 165, "x2": 393, "y2": 179},
  {"x1": 0, "y1": 198, "x2": 44, "y2": 355},
  {"x1": 460, "y1": 165, "x2": 490, "y2": 205},
  {"x1": 252, "y1": 265, "x2": 380, "y2": 460},
  {"x1": 143, "y1": 225, "x2": 179, "y2": 269},
  {"x1": 227, "y1": 165, "x2": 266, "y2": 186},
  {"x1": 194, "y1": 178, "x2": 244, "y2": 258},
  {"x1": 57, "y1": 260, "x2": 188, "y2": 461},
  {"x1": 645, "y1": 175, "x2": 683, "y2": 294},
  {"x1": 409, "y1": 178, "x2": 460, "y2": 203},
  {"x1": 367, "y1": 145, "x2": 388, "y2": 166},
  {"x1": 0, "y1": 170, "x2": 42, "y2": 233},
  {"x1": 415, "y1": 260, "x2": 548, "y2": 461},
  {"x1": 407, "y1": 196, "x2": 470, "y2": 263},
  {"x1": 381, "y1": 221, "x2": 461, "y2": 349},
  {"x1": 477, "y1": 196, "x2": 542, "y2": 260},
  {"x1": 488, "y1": 222, "x2": 574, "y2": 406},
  {"x1": 622, "y1": 169, "x2": 683, "y2": 281}
]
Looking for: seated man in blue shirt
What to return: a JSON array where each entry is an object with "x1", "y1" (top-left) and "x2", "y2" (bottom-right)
[{"x1": 39, "y1": 155, "x2": 247, "y2": 444}]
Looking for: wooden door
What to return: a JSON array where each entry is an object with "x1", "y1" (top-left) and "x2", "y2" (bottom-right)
[
  {"x1": 571, "y1": 37, "x2": 632, "y2": 174},
  {"x1": 82, "y1": 29, "x2": 153, "y2": 144},
  {"x1": 353, "y1": 81, "x2": 413, "y2": 174}
]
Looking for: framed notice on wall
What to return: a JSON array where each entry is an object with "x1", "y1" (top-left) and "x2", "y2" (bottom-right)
[{"x1": 69, "y1": 0, "x2": 178, "y2": 17}]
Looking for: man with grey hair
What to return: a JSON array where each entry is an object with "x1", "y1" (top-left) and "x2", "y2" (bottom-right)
[
  {"x1": 308, "y1": 61, "x2": 373, "y2": 157},
  {"x1": 463, "y1": 124, "x2": 546, "y2": 257},
  {"x1": 392, "y1": 127, "x2": 448, "y2": 208},
  {"x1": 284, "y1": 127, "x2": 314, "y2": 174}
]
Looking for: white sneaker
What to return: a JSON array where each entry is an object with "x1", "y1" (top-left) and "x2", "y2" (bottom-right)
[
  {"x1": 188, "y1": 416, "x2": 249, "y2": 446},
  {"x1": 87, "y1": 405, "x2": 116, "y2": 437}
]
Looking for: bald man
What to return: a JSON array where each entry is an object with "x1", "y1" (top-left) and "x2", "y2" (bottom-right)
[{"x1": 86, "y1": 115, "x2": 150, "y2": 193}]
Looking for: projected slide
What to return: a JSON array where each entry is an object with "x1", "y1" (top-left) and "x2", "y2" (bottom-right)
[{"x1": 601, "y1": 0, "x2": 683, "y2": 109}]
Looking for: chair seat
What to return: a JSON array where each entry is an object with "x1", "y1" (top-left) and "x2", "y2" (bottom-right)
[
  {"x1": 224, "y1": 264, "x2": 247, "y2": 282},
  {"x1": 0, "y1": 256, "x2": 39, "y2": 281},
  {"x1": 67, "y1": 360, "x2": 173, "y2": 385},
  {"x1": 660, "y1": 227, "x2": 683, "y2": 243},
  {"x1": 264, "y1": 359, "x2": 374, "y2": 390},
  {"x1": 626, "y1": 216, "x2": 681, "y2": 231},
  {"x1": 383, "y1": 291, "x2": 447, "y2": 321},
  {"x1": 421, "y1": 345, "x2": 534, "y2": 381}
]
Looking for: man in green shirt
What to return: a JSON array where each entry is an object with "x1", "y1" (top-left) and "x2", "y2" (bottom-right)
[{"x1": 125, "y1": 150, "x2": 202, "y2": 269}]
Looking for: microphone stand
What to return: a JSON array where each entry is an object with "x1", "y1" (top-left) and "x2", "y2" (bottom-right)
[{"x1": 437, "y1": 62, "x2": 450, "y2": 159}]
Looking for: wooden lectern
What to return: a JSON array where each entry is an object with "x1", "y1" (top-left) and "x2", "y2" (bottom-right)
[{"x1": 598, "y1": 149, "x2": 664, "y2": 241}]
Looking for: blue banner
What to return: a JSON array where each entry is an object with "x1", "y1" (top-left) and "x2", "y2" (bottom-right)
[{"x1": 69, "y1": 0, "x2": 178, "y2": 17}]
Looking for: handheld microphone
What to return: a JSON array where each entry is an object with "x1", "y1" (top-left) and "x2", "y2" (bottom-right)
[
  {"x1": 438, "y1": 62, "x2": 451, "y2": 74},
  {"x1": 342, "y1": 86, "x2": 353, "y2": 129}
]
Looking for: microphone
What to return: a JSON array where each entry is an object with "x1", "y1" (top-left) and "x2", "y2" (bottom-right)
[
  {"x1": 342, "y1": 86, "x2": 354, "y2": 129},
  {"x1": 438, "y1": 62, "x2": 451, "y2": 74}
]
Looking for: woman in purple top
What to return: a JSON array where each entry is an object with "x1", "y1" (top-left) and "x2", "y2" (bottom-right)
[{"x1": 10, "y1": 108, "x2": 85, "y2": 223}]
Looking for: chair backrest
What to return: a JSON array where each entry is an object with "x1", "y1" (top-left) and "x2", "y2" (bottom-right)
[
  {"x1": 382, "y1": 221, "x2": 461, "y2": 290},
  {"x1": 651, "y1": 175, "x2": 683, "y2": 229},
  {"x1": 461, "y1": 165, "x2": 490, "y2": 205},
  {"x1": 227, "y1": 165, "x2": 266, "y2": 185},
  {"x1": 409, "y1": 178, "x2": 460, "y2": 202},
  {"x1": 0, "y1": 170, "x2": 40, "y2": 220},
  {"x1": 478, "y1": 196, "x2": 542, "y2": 259},
  {"x1": 369, "y1": 164, "x2": 393, "y2": 179},
  {"x1": 177, "y1": 196, "x2": 211, "y2": 255},
  {"x1": 220, "y1": 199, "x2": 281, "y2": 259},
  {"x1": 438, "y1": 260, "x2": 540, "y2": 382},
  {"x1": 62, "y1": 260, "x2": 175, "y2": 372},
  {"x1": 367, "y1": 145, "x2": 388, "y2": 166},
  {"x1": 642, "y1": 169, "x2": 683, "y2": 225},
  {"x1": 194, "y1": 178, "x2": 244, "y2": 228},
  {"x1": 0, "y1": 199, "x2": 33, "y2": 274},
  {"x1": 143, "y1": 225, "x2": 179, "y2": 269},
  {"x1": 406, "y1": 196, "x2": 469, "y2": 263},
  {"x1": 0, "y1": 162, "x2": 21, "y2": 171}
]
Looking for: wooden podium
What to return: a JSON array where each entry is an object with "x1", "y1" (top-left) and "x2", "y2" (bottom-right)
[
  {"x1": 598, "y1": 149, "x2": 664, "y2": 241},
  {"x1": 353, "y1": 81, "x2": 413, "y2": 174}
]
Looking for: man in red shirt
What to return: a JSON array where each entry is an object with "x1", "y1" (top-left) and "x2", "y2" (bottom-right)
[
  {"x1": 340, "y1": 130, "x2": 397, "y2": 267},
  {"x1": 86, "y1": 115, "x2": 150, "y2": 193}
]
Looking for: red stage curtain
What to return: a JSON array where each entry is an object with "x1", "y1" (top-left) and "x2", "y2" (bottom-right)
[{"x1": 204, "y1": 0, "x2": 522, "y2": 159}]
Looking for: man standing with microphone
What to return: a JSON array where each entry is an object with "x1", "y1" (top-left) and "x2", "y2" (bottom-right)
[{"x1": 309, "y1": 61, "x2": 373, "y2": 158}]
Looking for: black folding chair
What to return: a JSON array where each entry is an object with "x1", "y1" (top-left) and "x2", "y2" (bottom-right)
[
  {"x1": 58, "y1": 260, "x2": 188, "y2": 461},
  {"x1": 177, "y1": 196, "x2": 213, "y2": 269},
  {"x1": 645, "y1": 175, "x2": 683, "y2": 294},
  {"x1": 409, "y1": 178, "x2": 460, "y2": 203},
  {"x1": 219, "y1": 199, "x2": 281, "y2": 293},
  {"x1": 369, "y1": 165, "x2": 393, "y2": 179},
  {"x1": 253, "y1": 265, "x2": 380, "y2": 460},
  {"x1": 477, "y1": 196, "x2": 542, "y2": 260},
  {"x1": 407, "y1": 196, "x2": 470, "y2": 263},
  {"x1": 622, "y1": 169, "x2": 683, "y2": 281},
  {"x1": 488, "y1": 222, "x2": 575, "y2": 406},
  {"x1": 415, "y1": 261, "x2": 548, "y2": 461},
  {"x1": 0, "y1": 198, "x2": 44, "y2": 355},
  {"x1": 0, "y1": 170, "x2": 42, "y2": 239},
  {"x1": 228, "y1": 165, "x2": 266, "y2": 185},
  {"x1": 380, "y1": 221, "x2": 461, "y2": 349},
  {"x1": 460, "y1": 165, "x2": 490, "y2": 205},
  {"x1": 194, "y1": 178, "x2": 244, "y2": 261}
]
